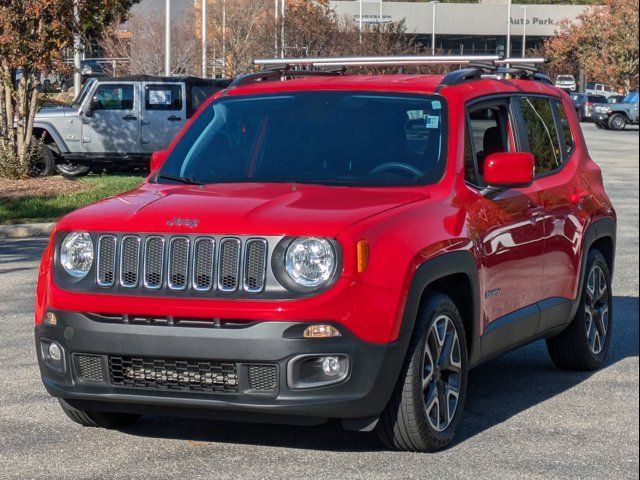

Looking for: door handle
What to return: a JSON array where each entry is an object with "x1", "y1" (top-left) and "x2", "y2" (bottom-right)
[
  {"x1": 140, "y1": 120, "x2": 151, "y2": 126},
  {"x1": 123, "y1": 115, "x2": 138, "y2": 121},
  {"x1": 570, "y1": 191, "x2": 588, "y2": 204},
  {"x1": 167, "y1": 115, "x2": 182, "y2": 122},
  {"x1": 524, "y1": 205, "x2": 545, "y2": 219}
]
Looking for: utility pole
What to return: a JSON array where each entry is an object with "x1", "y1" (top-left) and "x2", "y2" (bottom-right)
[
  {"x1": 280, "y1": 0, "x2": 285, "y2": 58},
  {"x1": 164, "y1": 0, "x2": 171, "y2": 76},
  {"x1": 359, "y1": 0, "x2": 363, "y2": 44},
  {"x1": 379, "y1": 0, "x2": 383, "y2": 23},
  {"x1": 430, "y1": 1, "x2": 438, "y2": 55},
  {"x1": 521, "y1": 6, "x2": 527, "y2": 57},
  {"x1": 73, "y1": 0, "x2": 81, "y2": 97},
  {"x1": 505, "y1": 0, "x2": 512, "y2": 61},
  {"x1": 222, "y1": 0, "x2": 227, "y2": 75},
  {"x1": 274, "y1": 0, "x2": 279, "y2": 56},
  {"x1": 201, "y1": 0, "x2": 207, "y2": 77}
]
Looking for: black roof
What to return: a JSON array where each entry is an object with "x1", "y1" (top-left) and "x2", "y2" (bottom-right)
[{"x1": 97, "y1": 75, "x2": 232, "y2": 87}]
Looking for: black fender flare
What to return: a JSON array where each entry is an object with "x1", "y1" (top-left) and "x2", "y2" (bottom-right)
[
  {"x1": 33, "y1": 122, "x2": 70, "y2": 154},
  {"x1": 397, "y1": 250, "x2": 482, "y2": 366},
  {"x1": 571, "y1": 216, "x2": 617, "y2": 319}
]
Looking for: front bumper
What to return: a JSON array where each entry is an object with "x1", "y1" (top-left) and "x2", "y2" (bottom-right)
[
  {"x1": 592, "y1": 112, "x2": 609, "y2": 123},
  {"x1": 36, "y1": 311, "x2": 408, "y2": 424}
]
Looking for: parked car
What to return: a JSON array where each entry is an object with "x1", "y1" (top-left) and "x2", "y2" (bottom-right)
[
  {"x1": 555, "y1": 74, "x2": 576, "y2": 92},
  {"x1": 80, "y1": 60, "x2": 107, "y2": 81},
  {"x1": 33, "y1": 75, "x2": 231, "y2": 177},
  {"x1": 35, "y1": 57, "x2": 616, "y2": 452},
  {"x1": 606, "y1": 95, "x2": 626, "y2": 104},
  {"x1": 593, "y1": 91, "x2": 640, "y2": 131},
  {"x1": 585, "y1": 82, "x2": 617, "y2": 98},
  {"x1": 571, "y1": 93, "x2": 608, "y2": 121}
]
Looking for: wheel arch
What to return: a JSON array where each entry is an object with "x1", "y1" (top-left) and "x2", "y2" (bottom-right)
[
  {"x1": 572, "y1": 217, "x2": 616, "y2": 319},
  {"x1": 33, "y1": 122, "x2": 69, "y2": 154},
  {"x1": 399, "y1": 250, "x2": 482, "y2": 367}
]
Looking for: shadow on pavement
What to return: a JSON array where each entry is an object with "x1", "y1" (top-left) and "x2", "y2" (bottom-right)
[
  {"x1": 122, "y1": 295, "x2": 638, "y2": 452},
  {"x1": 0, "y1": 237, "x2": 48, "y2": 270}
]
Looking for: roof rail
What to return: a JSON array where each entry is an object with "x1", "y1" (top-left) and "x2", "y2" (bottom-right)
[
  {"x1": 238, "y1": 56, "x2": 549, "y2": 89},
  {"x1": 255, "y1": 55, "x2": 501, "y2": 68}
]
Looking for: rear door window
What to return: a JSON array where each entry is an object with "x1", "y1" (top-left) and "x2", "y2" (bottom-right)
[
  {"x1": 554, "y1": 101, "x2": 575, "y2": 159},
  {"x1": 518, "y1": 97, "x2": 562, "y2": 175},
  {"x1": 145, "y1": 84, "x2": 183, "y2": 111}
]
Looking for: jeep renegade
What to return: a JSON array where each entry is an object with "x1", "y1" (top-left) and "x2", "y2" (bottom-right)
[{"x1": 35, "y1": 56, "x2": 617, "y2": 452}]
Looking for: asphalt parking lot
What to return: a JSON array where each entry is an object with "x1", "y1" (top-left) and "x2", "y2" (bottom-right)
[{"x1": 0, "y1": 123, "x2": 638, "y2": 480}]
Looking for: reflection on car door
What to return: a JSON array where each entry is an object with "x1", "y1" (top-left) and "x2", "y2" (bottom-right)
[
  {"x1": 462, "y1": 99, "x2": 546, "y2": 348},
  {"x1": 140, "y1": 82, "x2": 186, "y2": 152},
  {"x1": 81, "y1": 82, "x2": 139, "y2": 153}
]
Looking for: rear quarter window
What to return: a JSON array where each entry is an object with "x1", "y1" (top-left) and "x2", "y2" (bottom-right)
[{"x1": 518, "y1": 97, "x2": 562, "y2": 176}]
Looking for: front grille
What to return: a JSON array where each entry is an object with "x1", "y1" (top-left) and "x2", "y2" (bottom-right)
[
  {"x1": 120, "y1": 236, "x2": 141, "y2": 287},
  {"x1": 109, "y1": 355, "x2": 238, "y2": 393},
  {"x1": 75, "y1": 354, "x2": 105, "y2": 382},
  {"x1": 218, "y1": 238, "x2": 241, "y2": 292},
  {"x1": 95, "y1": 234, "x2": 270, "y2": 296},
  {"x1": 247, "y1": 364, "x2": 278, "y2": 392}
]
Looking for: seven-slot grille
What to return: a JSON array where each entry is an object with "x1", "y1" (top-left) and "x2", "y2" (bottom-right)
[{"x1": 96, "y1": 234, "x2": 268, "y2": 294}]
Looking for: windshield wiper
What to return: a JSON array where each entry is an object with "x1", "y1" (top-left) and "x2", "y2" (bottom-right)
[{"x1": 156, "y1": 173, "x2": 203, "y2": 185}]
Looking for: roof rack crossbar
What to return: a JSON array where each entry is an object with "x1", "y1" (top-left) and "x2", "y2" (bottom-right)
[
  {"x1": 255, "y1": 55, "x2": 501, "y2": 68},
  {"x1": 229, "y1": 66, "x2": 345, "y2": 88}
]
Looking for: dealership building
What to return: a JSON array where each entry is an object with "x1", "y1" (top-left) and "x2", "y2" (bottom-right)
[{"x1": 329, "y1": 0, "x2": 589, "y2": 56}]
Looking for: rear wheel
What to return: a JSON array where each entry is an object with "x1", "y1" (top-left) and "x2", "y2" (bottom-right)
[
  {"x1": 59, "y1": 400, "x2": 141, "y2": 428},
  {"x1": 56, "y1": 160, "x2": 90, "y2": 179},
  {"x1": 546, "y1": 249, "x2": 612, "y2": 371},
  {"x1": 377, "y1": 292, "x2": 468, "y2": 451},
  {"x1": 608, "y1": 113, "x2": 627, "y2": 131}
]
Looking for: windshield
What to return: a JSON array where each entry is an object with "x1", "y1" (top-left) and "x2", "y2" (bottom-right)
[
  {"x1": 558, "y1": 76, "x2": 574, "y2": 81},
  {"x1": 72, "y1": 78, "x2": 96, "y2": 108},
  {"x1": 623, "y1": 92, "x2": 639, "y2": 103},
  {"x1": 158, "y1": 91, "x2": 447, "y2": 187}
]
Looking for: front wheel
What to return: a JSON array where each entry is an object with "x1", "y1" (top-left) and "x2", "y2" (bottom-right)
[
  {"x1": 30, "y1": 143, "x2": 56, "y2": 177},
  {"x1": 377, "y1": 292, "x2": 468, "y2": 451},
  {"x1": 546, "y1": 249, "x2": 612, "y2": 371},
  {"x1": 608, "y1": 113, "x2": 627, "y2": 131},
  {"x1": 59, "y1": 400, "x2": 141, "y2": 428}
]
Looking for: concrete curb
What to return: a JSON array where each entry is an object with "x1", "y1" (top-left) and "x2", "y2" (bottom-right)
[{"x1": 0, "y1": 222, "x2": 55, "y2": 239}]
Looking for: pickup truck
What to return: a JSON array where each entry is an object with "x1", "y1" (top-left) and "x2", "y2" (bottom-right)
[
  {"x1": 593, "y1": 91, "x2": 639, "y2": 131},
  {"x1": 33, "y1": 75, "x2": 230, "y2": 177}
]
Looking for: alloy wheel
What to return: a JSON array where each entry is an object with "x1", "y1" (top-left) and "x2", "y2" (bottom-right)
[
  {"x1": 585, "y1": 265, "x2": 609, "y2": 355},
  {"x1": 422, "y1": 314, "x2": 462, "y2": 432},
  {"x1": 611, "y1": 115, "x2": 626, "y2": 130}
]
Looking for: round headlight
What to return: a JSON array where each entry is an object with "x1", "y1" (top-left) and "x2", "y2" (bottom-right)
[
  {"x1": 60, "y1": 232, "x2": 94, "y2": 278},
  {"x1": 285, "y1": 237, "x2": 336, "y2": 288}
]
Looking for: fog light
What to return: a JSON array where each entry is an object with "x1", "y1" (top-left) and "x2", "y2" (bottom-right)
[
  {"x1": 44, "y1": 311, "x2": 58, "y2": 326},
  {"x1": 303, "y1": 325, "x2": 341, "y2": 338},
  {"x1": 321, "y1": 356, "x2": 341, "y2": 377},
  {"x1": 48, "y1": 342, "x2": 62, "y2": 361}
]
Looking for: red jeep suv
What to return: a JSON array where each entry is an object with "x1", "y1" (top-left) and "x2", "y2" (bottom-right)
[{"x1": 35, "y1": 57, "x2": 616, "y2": 452}]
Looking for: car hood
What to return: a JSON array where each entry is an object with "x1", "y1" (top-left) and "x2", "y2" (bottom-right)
[
  {"x1": 56, "y1": 182, "x2": 428, "y2": 237},
  {"x1": 36, "y1": 106, "x2": 77, "y2": 118}
]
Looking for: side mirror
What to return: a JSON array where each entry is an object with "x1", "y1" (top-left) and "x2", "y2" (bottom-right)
[
  {"x1": 483, "y1": 152, "x2": 535, "y2": 187},
  {"x1": 150, "y1": 149, "x2": 169, "y2": 173}
]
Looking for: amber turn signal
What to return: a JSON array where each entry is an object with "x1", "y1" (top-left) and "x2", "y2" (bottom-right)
[
  {"x1": 356, "y1": 240, "x2": 369, "y2": 273},
  {"x1": 303, "y1": 325, "x2": 342, "y2": 338}
]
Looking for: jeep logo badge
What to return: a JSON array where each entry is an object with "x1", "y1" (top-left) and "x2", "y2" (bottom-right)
[{"x1": 166, "y1": 217, "x2": 200, "y2": 228}]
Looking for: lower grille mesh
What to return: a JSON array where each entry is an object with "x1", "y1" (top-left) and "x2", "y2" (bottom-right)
[
  {"x1": 109, "y1": 356, "x2": 238, "y2": 393},
  {"x1": 247, "y1": 364, "x2": 278, "y2": 392},
  {"x1": 75, "y1": 354, "x2": 105, "y2": 382}
]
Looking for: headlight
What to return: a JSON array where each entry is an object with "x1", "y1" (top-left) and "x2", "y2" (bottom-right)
[
  {"x1": 284, "y1": 237, "x2": 337, "y2": 288},
  {"x1": 60, "y1": 232, "x2": 94, "y2": 278}
]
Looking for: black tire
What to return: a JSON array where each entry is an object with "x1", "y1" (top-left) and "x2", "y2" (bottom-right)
[
  {"x1": 56, "y1": 161, "x2": 90, "y2": 179},
  {"x1": 608, "y1": 113, "x2": 627, "y2": 131},
  {"x1": 59, "y1": 400, "x2": 141, "y2": 428},
  {"x1": 546, "y1": 249, "x2": 612, "y2": 371},
  {"x1": 377, "y1": 292, "x2": 468, "y2": 452},
  {"x1": 30, "y1": 142, "x2": 56, "y2": 177}
]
